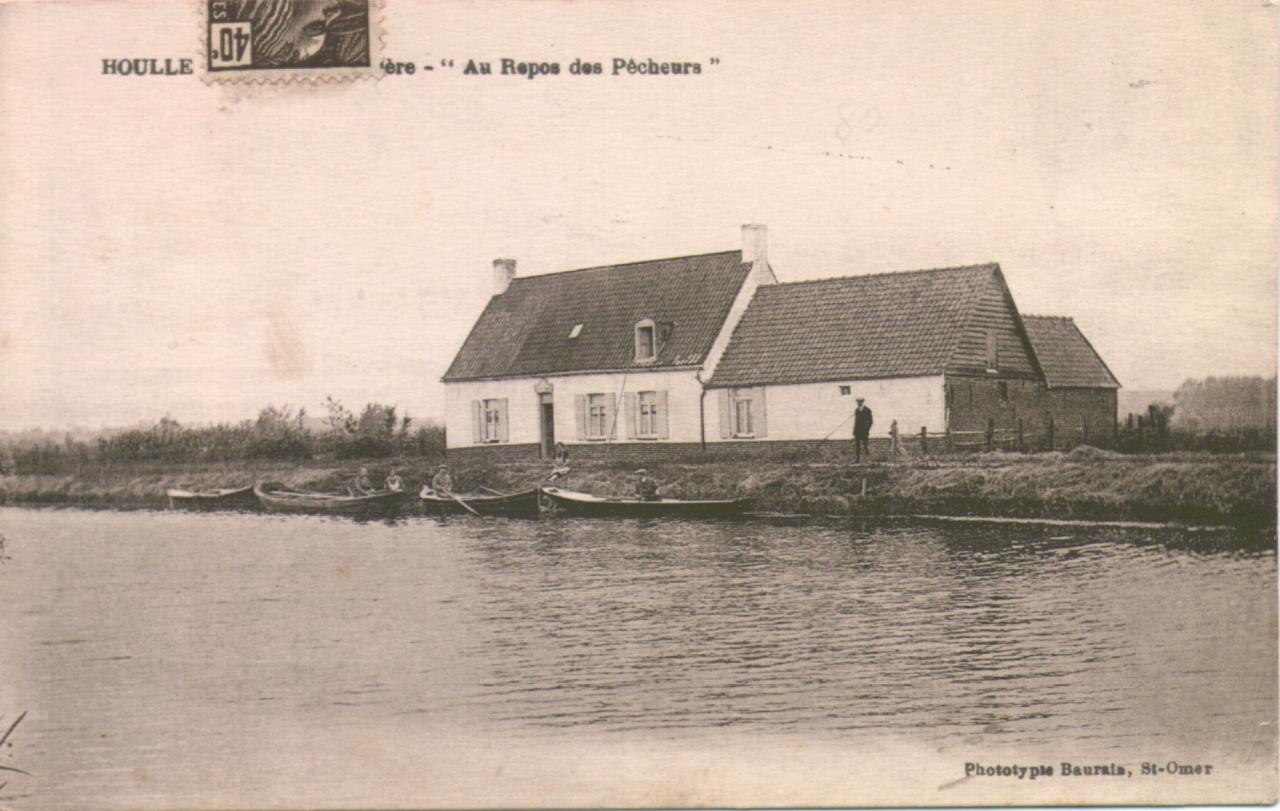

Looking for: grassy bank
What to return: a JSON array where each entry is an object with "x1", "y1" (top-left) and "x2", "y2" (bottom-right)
[{"x1": 0, "y1": 448, "x2": 1273, "y2": 528}]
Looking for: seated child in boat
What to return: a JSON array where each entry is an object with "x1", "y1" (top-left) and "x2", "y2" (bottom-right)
[
  {"x1": 385, "y1": 470, "x2": 404, "y2": 492},
  {"x1": 549, "y1": 442, "x2": 571, "y2": 481},
  {"x1": 351, "y1": 466, "x2": 374, "y2": 495},
  {"x1": 634, "y1": 468, "x2": 660, "y2": 501},
  {"x1": 428, "y1": 465, "x2": 454, "y2": 495}
]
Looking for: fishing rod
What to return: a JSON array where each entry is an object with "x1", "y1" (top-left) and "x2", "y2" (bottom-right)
[{"x1": 822, "y1": 411, "x2": 857, "y2": 440}]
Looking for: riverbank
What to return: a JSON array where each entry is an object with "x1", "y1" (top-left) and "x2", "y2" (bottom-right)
[{"x1": 1, "y1": 447, "x2": 1274, "y2": 528}]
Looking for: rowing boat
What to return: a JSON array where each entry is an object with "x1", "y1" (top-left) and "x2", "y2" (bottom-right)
[
  {"x1": 166, "y1": 485, "x2": 258, "y2": 511},
  {"x1": 419, "y1": 487, "x2": 541, "y2": 518},
  {"x1": 253, "y1": 482, "x2": 407, "y2": 516},
  {"x1": 539, "y1": 486, "x2": 747, "y2": 519}
]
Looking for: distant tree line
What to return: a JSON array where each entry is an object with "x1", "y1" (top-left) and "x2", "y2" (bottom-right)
[
  {"x1": 0, "y1": 399, "x2": 446, "y2": 475},
  {"x1": 1116, "y1": 375, "x2": 1276, "y2": 453}
]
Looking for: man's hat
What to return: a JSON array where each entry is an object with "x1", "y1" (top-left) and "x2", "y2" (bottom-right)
[
  {"x1": 856, "y1": 397, "x2": 865, "y2": 403},
  {"x1": 634, "y1": 468, "x2": 648, "y2": 475},
  {"x1": 438, "y1": 464, "x2": 450, "y2": 470}
]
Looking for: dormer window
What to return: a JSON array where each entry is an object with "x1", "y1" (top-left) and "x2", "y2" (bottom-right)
[
  {"x1": 568, "y1": 323, "x2": 583, "y2": 339},
  {"x1": 634, "y1": 319, "x2": 656, "y2": 362}
]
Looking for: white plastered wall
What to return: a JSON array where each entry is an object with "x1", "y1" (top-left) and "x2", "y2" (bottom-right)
[
  {"x1": 444, "y1": 369, "x2": 707, "y2": 448},
  {"x1": 714, "y1": 376, "x2": 946, "y2": 441}
]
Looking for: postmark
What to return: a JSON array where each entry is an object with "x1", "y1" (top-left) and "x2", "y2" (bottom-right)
[{"x1": 204, "y1": 0, "x2": 381, "y2": 82}]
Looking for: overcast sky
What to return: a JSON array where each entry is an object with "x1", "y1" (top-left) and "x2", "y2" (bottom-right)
[{"x1": 2, "y1": 0, "x2": 1275, "y2": 430}]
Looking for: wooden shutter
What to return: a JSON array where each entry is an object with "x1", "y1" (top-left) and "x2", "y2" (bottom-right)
[
  {"x1": 624, "y1": 392, "x2": 637, "y2": 439},
  {"x1": 656, "y1": 390, "x2": 669, "y2": 439},
  {"x1": 606, "y1": 394, "x2": 618, "y2": 440},
  {"x1": 470, "y1": 400, "x2": 482, "y2": 444},
  {"x1": 574, "y1": 395, "x2": 586, "y2": 441},
  {"x1": 498, "y1": 398, "x2": 510, "y2": 442},
  {"x1": 718, "y1": 389, "x2": 732, "y2": 439},
  {"x1": 755, "y1": 387, "x2": 768, "y2": 438}
]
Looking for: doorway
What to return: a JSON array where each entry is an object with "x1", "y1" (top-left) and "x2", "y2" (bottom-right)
[{"x1": 539, "y1": 393, "x2": 555, "y2": 458}]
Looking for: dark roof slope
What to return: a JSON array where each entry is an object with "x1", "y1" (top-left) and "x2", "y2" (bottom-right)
[
  {"x1": 444, "y1": 251, "x2": 751, "y2": 381},
  {"x1": 708, "y1": 264, "x2": 1005, "y2": 387},
  {"x1": 1022, "y1": 315, "x2": 1120, "y2": 389}
]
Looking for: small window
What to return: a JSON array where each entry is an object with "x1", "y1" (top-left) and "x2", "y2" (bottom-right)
[
  {"x1": 568, "y1": 323, "x2": 583, "y2": 339},
  {"x1": 985, "y1": 329, "x2": 999, "y2": 372},
  {"x1": 587, "y1": 393, "x2": 608, "y2": 439},
  {"x1": 634, "y1": 319, "x2": 656, "y2": 362},
  {"x1": 732, "y1": 388, "x2": 754, "y2": 437},
  {"x1": 638, "y1": 391, "x2": 658, "y2": 437},
  {"x1": 839, "y1": 385, "x2": 852, "y2": 396},
  {"x1": 998, "y1": 381, "x2": 1009, "y2": 402}
]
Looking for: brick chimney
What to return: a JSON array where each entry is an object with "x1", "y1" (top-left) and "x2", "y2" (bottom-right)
[
  {"x1": 741, "y1": 224, "x2": 768, "y2": 265},
  {"x1": 492, "y1": 258, "x2": 516, "y2": 296}
]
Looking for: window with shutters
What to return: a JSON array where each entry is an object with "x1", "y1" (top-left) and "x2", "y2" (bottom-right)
[
  {"x1": 587, "y1": 393, "x2": 608, "y2": 439},
  {"x1": 637, "y1": 391, "x2": 658, "y2": 437},
  {"x1": 732, "y1": 388, "x2": 754, "y2": 437},
  {"x1": 482, "y1": 399, "x2": 503, "y2": 443}
]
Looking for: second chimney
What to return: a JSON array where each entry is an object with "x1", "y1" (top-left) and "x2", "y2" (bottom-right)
[
  {"x1": 741, "y1": 224, "x2": 768, "y2": 264},
  {"x1": 492, "y1": 258, "x2": 516, "y2": 296}
]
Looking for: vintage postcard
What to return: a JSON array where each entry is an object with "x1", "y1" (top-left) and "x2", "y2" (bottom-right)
[{"x1": 0, "y1": 0, "x2": 1276, "y2": 808}]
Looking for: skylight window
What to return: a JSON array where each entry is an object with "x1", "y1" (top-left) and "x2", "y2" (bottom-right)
[{"x1": 569, "y1": 324, "x2": 583, "y2": 339}]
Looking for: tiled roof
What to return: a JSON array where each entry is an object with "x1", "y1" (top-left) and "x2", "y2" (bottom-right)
[
  {"x1": 708, "y1": 264, "x2": 999, "y2": 386},
  {"x1": 1022, "y1": 315, "x2": 1120, "y2": 389},
  {"x1": 444, "y1": 251, "x2": 752, "y2": 381}
]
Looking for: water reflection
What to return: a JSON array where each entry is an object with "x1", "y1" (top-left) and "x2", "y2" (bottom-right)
[
  {"x1": 0, "y1": 507, "x2": 1273, "y2": 807},
  {"x1": 458, "y1": 518, "x2": 1273, "y2": 750}
]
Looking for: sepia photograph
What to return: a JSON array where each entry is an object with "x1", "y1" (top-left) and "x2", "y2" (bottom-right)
[{"x1": 0, "y1": 0, "x2": 1276, "y2": 807}]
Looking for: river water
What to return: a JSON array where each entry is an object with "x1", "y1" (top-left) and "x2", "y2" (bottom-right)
[{"x1": 0, "y1": 507, "x2": 1274, "y2": 808}]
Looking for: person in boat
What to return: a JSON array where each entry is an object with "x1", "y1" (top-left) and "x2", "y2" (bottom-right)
[
  {"x1": 634, "y1": 468, "x2": 660, "y2": 501},
  {"x1": 549, "y1": 442, "x2": 571, "y2": 481},
  {"x1": 384, "y1": 469, "x2": 404, "y2": 492},
  {"x1": 351, "y1": 466, "x2": 374, "y2": 495},
  {"x1": 429, "y1": 464, "x2": 454, "y2": 495}
]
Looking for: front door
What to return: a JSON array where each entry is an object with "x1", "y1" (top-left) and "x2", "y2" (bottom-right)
[{"x1": 539, "y1": 396, "x2": 555, "y2": 458}]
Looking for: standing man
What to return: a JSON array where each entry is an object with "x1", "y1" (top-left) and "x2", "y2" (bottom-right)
[{"x1": 853, "y1": 397, "x2": 874, "y2": 463}]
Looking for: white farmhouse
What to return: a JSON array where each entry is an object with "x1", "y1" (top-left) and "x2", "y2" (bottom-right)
[
  {"x1": 442, "y1": 226, "x2": 776, "y2": 461},
  {"x1": 442, "y1": 226, "x2": 1118, "y2": 460}
]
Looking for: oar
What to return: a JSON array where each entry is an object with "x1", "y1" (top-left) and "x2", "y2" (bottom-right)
[
  {"x1": 450, "y1": 492, "x2": 481, "y2": 516},
  {"x1": 480, "y1": 486, "x2": 508, "y2": 497}
]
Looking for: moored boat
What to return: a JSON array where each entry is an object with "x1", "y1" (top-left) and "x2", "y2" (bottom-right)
[
  {"x1": 252, "y1": 482, "x2": 407, "y2": 516},
  {"x1": 539, "y1": 486, "x2": 747, "y2": 519},
  {"x1": 166, "y1": 485, "x2": 258, "y2": 511},
  {"x1": 419, "y1": 486, "x2": 541, "y2": 518}
]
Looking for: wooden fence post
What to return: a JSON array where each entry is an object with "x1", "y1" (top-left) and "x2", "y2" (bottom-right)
[
  {"x1": 985, "y1": 418, "x2": 995, "y2": 452},
  {"x1": 1047, "y1": 417, "x2": 1055, "y2": 451},
  {"x1": 920, "y1": 426, "x2": 928, "y2": 455},
  {"x1": 1017, "y1": 418, "x2": 1024, "y2": 452},
  {"x1": 944, "y1": 426, "x2": 953, "y2": 453}
]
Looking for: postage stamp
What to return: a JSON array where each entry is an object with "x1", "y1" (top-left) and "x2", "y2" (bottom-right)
[{"x1": 205, "y1": 0, "x2": 381, "y2": 81}]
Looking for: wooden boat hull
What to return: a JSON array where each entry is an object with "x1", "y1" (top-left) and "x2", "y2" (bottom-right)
[
  {"x1": 253, "y1": 483, "x2": 407, "y2": 516},
  {"x1": 420, "y1": 488, "x2": 541, "y2": 518},
  {"x1": 166, "y1": 486, "x2": 258, "y2": 511},
  {"x1": 539, "y1": 486, "x2": 746, "y2": 519}
]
